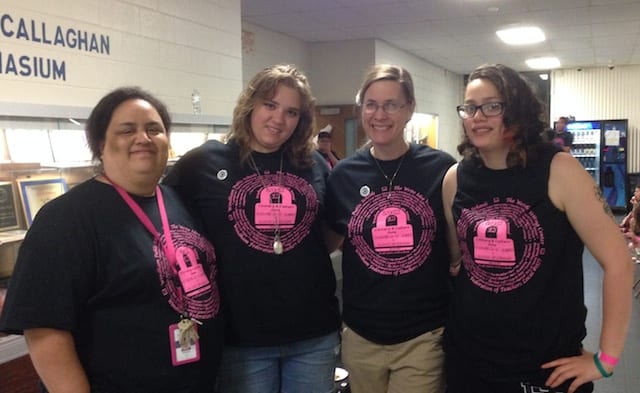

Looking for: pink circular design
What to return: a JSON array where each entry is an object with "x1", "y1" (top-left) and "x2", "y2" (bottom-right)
[
  {"x1": 458, "y1": 199, "x2": 544, "y2": 293},
  {"x1": 348, "y1": 187, "x2": 435, "y2": 275},
  {"x1": 228, "y1": 172, "x2": 318, "y2": 254},
  {"x1": 156, "y1": 224, "x2": 220, "y2": 319}
]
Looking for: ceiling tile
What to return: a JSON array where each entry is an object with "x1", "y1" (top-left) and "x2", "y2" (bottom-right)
[{"x1": 242, "y1": 0, "x2": 640, "y2": 74}]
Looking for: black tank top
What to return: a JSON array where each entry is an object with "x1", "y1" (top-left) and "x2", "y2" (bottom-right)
[{"x1": 447, "y1": 144, "x2": 587, "y2": 375}]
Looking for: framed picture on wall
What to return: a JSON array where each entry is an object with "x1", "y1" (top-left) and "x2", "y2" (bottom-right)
[
  {"x1": 0, "y1": 182, "x2": 20, "y2": 231},
  {"x1": 16, "y1": 177, "x2": 68, "y2": 226}
]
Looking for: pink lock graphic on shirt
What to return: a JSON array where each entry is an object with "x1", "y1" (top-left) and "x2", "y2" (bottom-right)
[
  {"x1": 473, "y1": 219, "x2": 516, "y2": 268},
  {"x1": 372, "y1": 207, "x2": 414, "y2": 254},
  {"x1": 176, "y1": 246, "x2": 212, "y2": 297},
  {"x1": 254, "y1": 185, "x2": 297, "y2": 229}
]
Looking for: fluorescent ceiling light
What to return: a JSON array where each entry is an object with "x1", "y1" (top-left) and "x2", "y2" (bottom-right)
[
  {"x1": 526, "y1": 57, "x2": 561, "y2": 70},
  {"x1": 496, "y1": 26, "x2": 545, "y2": 45}
]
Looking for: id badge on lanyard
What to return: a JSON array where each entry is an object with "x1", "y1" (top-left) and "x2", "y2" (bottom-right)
[{"x1": 107, "y1": 178, "x2": 202, "y2": 366}]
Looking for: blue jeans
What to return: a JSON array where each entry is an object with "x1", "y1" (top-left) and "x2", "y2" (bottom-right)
[{"x1": 216, "y1": 331, "x2": 340, "y2": 393}]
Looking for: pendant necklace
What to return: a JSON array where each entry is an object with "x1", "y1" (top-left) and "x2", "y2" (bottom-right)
[
  {"x1": 248, "y1": 152, "x2": 285, "y2": 255},
  {"x1": 371, "y1": 146, "x2": 408, "y2": 199}
]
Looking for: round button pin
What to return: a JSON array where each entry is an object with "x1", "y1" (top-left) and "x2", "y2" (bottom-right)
[{"x1": 217, "y1": 169, "x2": 228, "y2": 180}]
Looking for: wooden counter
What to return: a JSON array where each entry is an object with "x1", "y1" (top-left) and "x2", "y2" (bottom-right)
[{"x1": 0, "y1": 335, "x2": 39, "y2": 393}]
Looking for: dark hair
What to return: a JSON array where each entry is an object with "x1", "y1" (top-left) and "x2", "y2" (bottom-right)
[
  {"x1": 457, "y1": 64, "x2": 545, "y2": 167},
  {"x1": 632, "y1": 206, "x2": 640, "y2": 236},
  {"x1": 317, "y1": 131, "x2": 332, "y2": 140},
  {"x1": 85, "y1": 86, "x2": 171, "y2": 162},
  {"x1": 226, "y1": 64, "x2": 316, "y2": 168}
]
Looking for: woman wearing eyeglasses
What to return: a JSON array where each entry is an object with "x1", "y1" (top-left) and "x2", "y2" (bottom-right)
[
  {"x1": 324, "y1": 64, "x2": 455, "y2": 393},
  {"x1": 442, "y1": 64, "x2": 632, "y2": 393}
]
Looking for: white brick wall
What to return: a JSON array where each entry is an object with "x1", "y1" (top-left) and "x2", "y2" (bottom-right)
[{"x1": 0, "y1": 0, "x2": 242, "y2": 117}]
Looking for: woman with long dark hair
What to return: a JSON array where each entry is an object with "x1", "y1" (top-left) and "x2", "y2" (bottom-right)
[{"x1": 443, "y1": 64, "x2": 632, "y2": 393}]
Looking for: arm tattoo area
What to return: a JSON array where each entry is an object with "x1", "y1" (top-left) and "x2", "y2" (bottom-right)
[{"x1": 594, "y1": 185, "x2": 615, "y2": 220}]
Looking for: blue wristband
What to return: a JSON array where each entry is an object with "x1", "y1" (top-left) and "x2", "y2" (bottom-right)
[{"x1": 593, "y1": 352, "x2": 613, "y2": 378}]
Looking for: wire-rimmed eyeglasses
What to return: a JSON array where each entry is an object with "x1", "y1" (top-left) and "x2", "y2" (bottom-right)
[
  {"x1": 362, "y1": 101, "x2": 407, "y2": 115},
  {"x1": 456, "y1": 102, "x2": 505, "y2": 119}
]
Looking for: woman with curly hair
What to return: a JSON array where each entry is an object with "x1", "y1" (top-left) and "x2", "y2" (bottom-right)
[
  {"x1": 442, "y1": 64, "x2": 633, "y2": 393},
  {"x1": 164, "y1": 65, "x2": 340, "y2": 392}
]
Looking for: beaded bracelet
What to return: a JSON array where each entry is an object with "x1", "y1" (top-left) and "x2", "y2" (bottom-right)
[{"x1": 593, "y1": 352, "x2": 613, "y2": 378}]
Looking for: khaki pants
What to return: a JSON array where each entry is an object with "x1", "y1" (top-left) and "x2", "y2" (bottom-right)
[{"x1": 341, "y1": 325, "x2": 445, "y2": 393}]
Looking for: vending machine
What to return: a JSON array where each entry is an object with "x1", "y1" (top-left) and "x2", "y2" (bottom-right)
[
  {"x1": 567, "y1": 121, "x2": 601, "y2": 185},
  {"x1": 567, "y1": 119, "x2": 628, "y2": 212},
  {"x1": 600, "y1": 120, "x2": 628, "y2": 212}
]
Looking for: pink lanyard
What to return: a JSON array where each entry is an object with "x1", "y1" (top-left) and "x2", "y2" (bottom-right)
[{"x1": 104, "y1": 176, "x2": 177, "y2": 265}]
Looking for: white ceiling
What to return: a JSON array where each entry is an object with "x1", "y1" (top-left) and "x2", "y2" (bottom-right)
[{"x1": 242, "y1": 0, "x2": 640, "y2": 75}]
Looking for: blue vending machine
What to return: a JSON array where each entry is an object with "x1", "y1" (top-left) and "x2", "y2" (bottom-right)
[{"x1": 600, "y1": 119, "x2": 628, "y2": 212}]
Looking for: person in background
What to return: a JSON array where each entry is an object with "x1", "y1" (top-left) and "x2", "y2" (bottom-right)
[
  {"x1": 316, "y1": 124, "x2": 340, "y2": 169},
  {"x1": 621, "y1": 184, "x2": 640, "y2": 262},
  {"x1": 443, "y1": 64, "x2": 633, "y2": 393},
  {"x1": 0, "y1": 87, "x2": 223, "y2": 392},
  {"x1": 626, "y1": 206, "x2": 640, "y2": 260},
  {"x1": 552, "y1": 116, "x2": 574, "y2": 153},
  {"x1": 325, "y1": 64, "x2": 456, "y2": 393},
  {"x1": 620, "y1": 183, "x2": 640, "y2": 231},
  {"x1": 163, "y1": 64, "x2": 340, "y2": 393}
]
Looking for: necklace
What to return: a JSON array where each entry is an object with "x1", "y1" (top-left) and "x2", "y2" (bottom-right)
[
  {"x1": 371, "y1": 146, "x2": 408, "y2": 199},
  {"x1": 248, "y1": 152, "x2": 285, "y2": 255}
]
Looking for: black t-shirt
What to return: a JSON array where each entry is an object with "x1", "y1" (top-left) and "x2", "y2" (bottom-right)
[
  {"x1": 164, "y1": 140, "x2": 340, "y2": 347},
  {"x1": 447, "y1": 144, "x2": 587, "y2": 377},
  {"x1": 325, "y1": 143, "x2": 455, "y2": 344},
  {"x1": 0, "y1": 180, "x2": 223, "y2": 393},
  {"x1": 552, "y1": 130, "x2": 574, "y2": 149}
]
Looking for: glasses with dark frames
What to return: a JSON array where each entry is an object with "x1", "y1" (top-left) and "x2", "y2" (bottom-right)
[{"x1": 456, "y1": 102, "x2": 505, "y2": 119}]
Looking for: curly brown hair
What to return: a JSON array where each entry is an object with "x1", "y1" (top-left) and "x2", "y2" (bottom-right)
[
  {"x1": 226, "y1": 64, "x2": 316, "y2": 168},
  {"x1": 457, "y1": 64, "x2": 545, "y2": 167}
]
